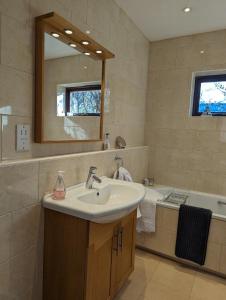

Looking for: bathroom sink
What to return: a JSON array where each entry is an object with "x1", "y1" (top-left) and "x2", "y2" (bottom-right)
[{"x1": 43, "y1": 177, "x2": 145, "y2": 223}]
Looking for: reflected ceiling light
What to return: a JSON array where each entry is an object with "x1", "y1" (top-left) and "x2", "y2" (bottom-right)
[
  {"x1": 84, "y1": 66, "x2": 88, "y2": 69},
  {"x1": 69, "y1": 43, "x2": 77, "y2": 48},
  {"x1": 96, "y1": 50, "x2": 103, "y2": 54},
  {"x1": 81, "y1": 40, "x2": 90, "y2": 45},
  {"x1": 183, "y1": 7, "x2": 191, "y2": 13},
  {"x1": 86, "y1": 30, "x2": 91, "y2": 34},
  {"x1": 51, "y1": 32, "x2": 60, "y2": 38},
  {"x1": 64, "y1": 29, "x2": 73, "y2": 35},
  {"x1": 84, "y1": 52, "x2": 90, "y2": 56}
]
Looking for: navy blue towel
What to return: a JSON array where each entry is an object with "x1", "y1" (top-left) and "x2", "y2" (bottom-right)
[{"x1": 175, "y1": 204, "x2": 212, "y2": 265}]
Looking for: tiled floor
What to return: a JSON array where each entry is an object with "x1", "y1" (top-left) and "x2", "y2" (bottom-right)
[{"x1": 115, "y1": 249, "x2": 226, "y2": 300}]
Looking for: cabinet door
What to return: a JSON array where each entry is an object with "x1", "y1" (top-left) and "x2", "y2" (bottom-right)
[
  {"x1": 110, "y1": 210, "x2": 136, "y2": 298},
  {"x1": 86, "y1": 221, "x2": 116, "y2": 300}
]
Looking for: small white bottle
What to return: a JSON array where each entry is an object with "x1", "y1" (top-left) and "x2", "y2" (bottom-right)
[
  {"x1": 103, "y1": 133, "x2": 110, "y2": 150},
  {"x1": 52, "y1": 171, "x2": 66, "y2": 200}
]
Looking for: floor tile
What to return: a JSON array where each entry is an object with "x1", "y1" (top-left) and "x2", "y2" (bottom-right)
[
  {"x1": 116, "y1": 250, "x2": 226, "y2": 300},
  {"x1": 139, "y1": 280, "x2": 191, "y2": 300},
  {"x1": 190, "y1": 272, "x2": 226, "y2": 300},
  {"x1": 151, "y1": 259, "x2": 196, "y2": 297}
]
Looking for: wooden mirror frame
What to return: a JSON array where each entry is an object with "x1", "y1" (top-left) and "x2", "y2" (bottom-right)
[{"x1": 35, "y1": 12, "x2": 115, "y2": 143}]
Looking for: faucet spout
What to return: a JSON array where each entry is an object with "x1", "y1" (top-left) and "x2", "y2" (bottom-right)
[{"x1": 85, "y1": 166, "x2": 102, "y2": 189}]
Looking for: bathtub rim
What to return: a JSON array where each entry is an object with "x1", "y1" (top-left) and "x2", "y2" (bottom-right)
[{"x1": 146, "y1": 184, "x2": 226, "y2": 222}]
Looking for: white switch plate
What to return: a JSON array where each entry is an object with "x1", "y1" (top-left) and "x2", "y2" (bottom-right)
[{"x1": 16, "y1": 124, "x2": 30, "y2": 152}]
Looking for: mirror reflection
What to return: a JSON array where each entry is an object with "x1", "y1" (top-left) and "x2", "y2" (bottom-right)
[{"x1": 43, "y1": 33, "x2": 102, "y2": 141}]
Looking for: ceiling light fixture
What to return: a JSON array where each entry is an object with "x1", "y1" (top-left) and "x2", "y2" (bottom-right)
[
  {"x1": 51, "y1": 32, "x2": 60, "y2": 38},
  {"x1": 96, "y1": 50, "x2": 103, "y2": 54},
  {"x1": 84, "y1": 52, "x2": 90, "y2": 56},
  {"x1": 64, "y1": 29, "x2": 73, "y2": 35},
  {"x1": 183, "y1": 7, "x2": 191, "y2": 13},
  {"x1": 200, "y1": 50, "x2": 205, "y2": 54},
  {"x1": 69, "y1": 43, "x2": 77, "y2": 48},
  {"x1": 81, "y1": 41, "x2": 90, "y2": 45},
  {"x1": 86, "y1": 30, "x2": 91, "y2": 34}
]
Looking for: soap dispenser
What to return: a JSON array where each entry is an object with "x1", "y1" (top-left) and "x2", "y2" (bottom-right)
[
  {"x1": 103, "y1": 133, "x2": 110, "y2": 150},
  {"x1": 52, "y1": 171, "x2": 66, "y2": 200}
]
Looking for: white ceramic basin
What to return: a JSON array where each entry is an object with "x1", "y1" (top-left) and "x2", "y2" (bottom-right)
[{"x1": 43, "y1": 177, "x2": 145, "y2": 223}]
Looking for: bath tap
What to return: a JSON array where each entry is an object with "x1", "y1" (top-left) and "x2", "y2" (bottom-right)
[
  {"x1": 85, "y1": 166, "x2": 102, "y2": 189},
  {"x1": 218, "y1": 200, "x2": 226, "y2": 205}
]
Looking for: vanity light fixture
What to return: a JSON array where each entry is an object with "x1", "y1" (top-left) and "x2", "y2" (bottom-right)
[
  {"x1": 81, "y1": 40, "x2": 90, "y2": 45},
  {"x1": 84, "y1": 52, "x2": 90, "y2": 56},
  {"x1": 64, "y1": 29, "x2": 73, "y2": 35},
  {"x1": 69, "y1": 43, "x2": 77, "y2": 48},
  {"x1": 96, "y1": 50, "x2": 103, "y2": 54},
  {"x1": 51, "y1": 32, "x2": 60, "y2": 38},
  {"x1": 183, "y1": 7, "x2": 191, "y2": 13}
]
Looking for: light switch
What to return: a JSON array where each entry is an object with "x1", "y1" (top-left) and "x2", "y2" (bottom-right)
[{"x1": 16, "y1": 124, "x2": 30, "y2": 152}]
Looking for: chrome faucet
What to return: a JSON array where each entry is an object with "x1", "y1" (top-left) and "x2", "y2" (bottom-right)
[{"x1": 85, "y1": 166, "x2": 102, "y2": 189}]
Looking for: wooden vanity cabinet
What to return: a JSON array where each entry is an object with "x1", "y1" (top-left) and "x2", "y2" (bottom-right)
[{"x1": 43, "y1": 209, "x2": 137, "y2": 300}]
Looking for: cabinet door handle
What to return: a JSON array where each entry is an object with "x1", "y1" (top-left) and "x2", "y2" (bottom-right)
[
  {"x1": 119, "y1": 227, "x2": 123, "y2": 251},
  {"x1": 113, "y1": 232, "x2": 119, "y2": 256}
]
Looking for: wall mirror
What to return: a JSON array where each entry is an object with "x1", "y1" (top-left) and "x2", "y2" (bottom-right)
[{"x1": 35, "y1": 12, "x2": 114, "y2": 143}]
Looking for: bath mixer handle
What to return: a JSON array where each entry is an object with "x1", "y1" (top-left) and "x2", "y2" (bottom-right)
[{"x1": 218, "y1": 200, "x2": 226, "y2": 205}]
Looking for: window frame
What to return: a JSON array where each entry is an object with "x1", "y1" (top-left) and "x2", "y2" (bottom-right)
[
  {"x1": 65, "y1": 84, "x2": 101, "y2": 117},
  {"x1": 192, "y1": 74, "x2": 226, "y2": 116}
]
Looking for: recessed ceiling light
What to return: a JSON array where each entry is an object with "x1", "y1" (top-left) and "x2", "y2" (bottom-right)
[
  {"x1": 96, "y1": 50, "x2": 103, "y2": 54},
  {"x1": 64, "y1": 29, "x2": 73, "y2": 35},
  {"x1": 86, "y1": 30, "x2": 91, "y2": 34},
  {"x1": 183, "y1": 7, "x2": 191, "y2": 13},
  {"x1": 69, "y1": 43, "x2": 77, "y2": 48},
  {"x1": 81, "y1": 41, "x2": 90, "y2": 45},
  {"x1": 84, "y1": 52, "x2": 90, "y2": 56},
  {"x1": 51, "y1": 32, "x2": 60, "y2": 38},
  {"x1": 200, "y1": 50, "x2": 205, "y2": 54}
]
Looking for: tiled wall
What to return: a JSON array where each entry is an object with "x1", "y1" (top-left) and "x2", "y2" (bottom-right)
[
  {"x1": 0, "y1": 0, "x2": 149, "y2": 160},
  {"x1": 146, "y1": 29, "x2": 226, "y2": 196},
  {"x1": 0, "y1": 146, "x2": 148, "y2": 299}
]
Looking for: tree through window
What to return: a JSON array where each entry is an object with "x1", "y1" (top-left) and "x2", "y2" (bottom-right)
[
  {"x1": 192, "y1": 74, "x2": 226, "y2": 116},
  {"x1": 65, "y1": 84, "x2": 101, "y2": 116}
]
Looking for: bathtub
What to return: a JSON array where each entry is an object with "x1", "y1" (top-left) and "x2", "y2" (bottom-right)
[{"x1": 136, "y1": 185, "x2": 226, "y2": 276}]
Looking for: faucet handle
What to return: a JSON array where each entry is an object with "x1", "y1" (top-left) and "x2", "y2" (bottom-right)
[{"x1": 89, "y1": 166, "x2": 97, "y2": 174}]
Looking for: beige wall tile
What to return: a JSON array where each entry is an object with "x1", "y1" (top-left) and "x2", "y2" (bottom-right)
[
  {"x1": 0, "y1": 0, "x2": 30, "y2": 24},
  {"x1": 0, "y1": 214, "x2": 10, "y2": 264},
  {"x1": 0, "y1": 161, "x2": 39, "y2": 213},
  {"x1": 1, "y1": 15, "x2": 33, "y2": 74},
  {"x1": 147, "y1": 29, "x2": 226, "y2": 195},
  {"x1": 204, "y1": 242, "x2": 221, "y2": 272},
  {"x1": 219, "y1": 245, "x2": 226, "y2": 274},
  {"x1": 0, "y1": 260, "x2": 10, "y2": 298},
  {"x1": 9, "y1": 246, "x2": 38, "y2": 299},
  {"x1": 0, "y1": 65, "x2": 33, "y2": 116},
  {"x1": 10, "y1": 204, "x2": 42, "y2": 257}
]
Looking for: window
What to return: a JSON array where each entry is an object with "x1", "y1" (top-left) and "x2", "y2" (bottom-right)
[
  {"x1": 65, "y1": 84, "x2": 101, "y2": 116},
  {"x1": 192, "y1": 74, "x2": 226, "y2": 116}
]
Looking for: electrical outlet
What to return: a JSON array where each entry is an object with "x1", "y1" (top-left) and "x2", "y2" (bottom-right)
[{"x1": 16, "y1": 124, "x2": 30, "y2": 152}]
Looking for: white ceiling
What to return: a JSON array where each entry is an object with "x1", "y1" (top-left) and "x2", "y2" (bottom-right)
[
  {"x1": 44, "y1": 33, "x2": 80, "y2": 60},
  {"x1": 115, "y1": 0, "x2": 226, "y2": 41}
]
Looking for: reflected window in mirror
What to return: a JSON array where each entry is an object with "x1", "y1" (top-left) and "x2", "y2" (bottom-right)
[{"x1": 56, "y1": 84, "x2": 101, "y2": 117}]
